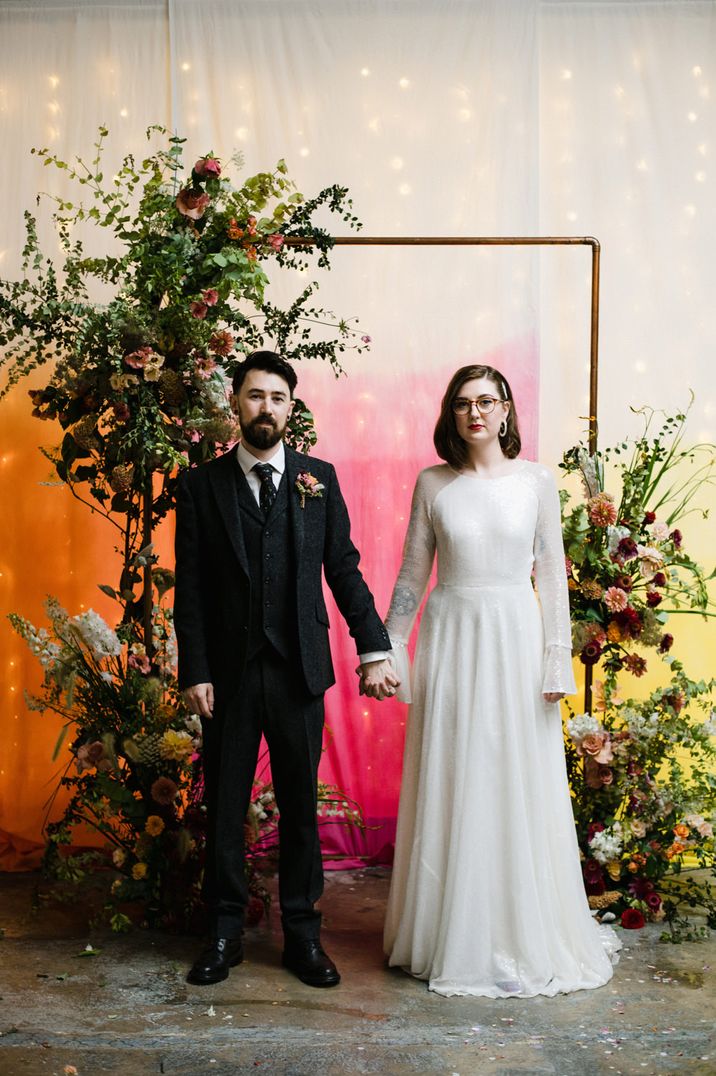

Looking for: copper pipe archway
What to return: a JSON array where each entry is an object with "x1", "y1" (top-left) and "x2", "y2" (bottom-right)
[{"x1": 289, "y1": 233, "x2": 601, "y2": 711}]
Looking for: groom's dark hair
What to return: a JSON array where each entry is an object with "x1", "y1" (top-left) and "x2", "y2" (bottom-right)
[{"x1": 232, "y1": 350, "x2": 298, "y2": 397}]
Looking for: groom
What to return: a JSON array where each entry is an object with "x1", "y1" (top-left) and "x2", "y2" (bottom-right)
[{"x1": 174, "y1": 350, "x2": 398, "y2": 987}]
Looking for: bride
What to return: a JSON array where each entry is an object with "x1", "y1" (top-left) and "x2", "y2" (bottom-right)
[{"x1": 382, "y1": 364, "x2": 620, "y2": 998}]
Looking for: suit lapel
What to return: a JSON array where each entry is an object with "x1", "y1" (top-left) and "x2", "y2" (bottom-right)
[
  {"x1": 284, "y1": 447, "x2": 305, "y2": 565},
  {"x1": 208, "y1": 447, "x2": 250, "y2": 577}
]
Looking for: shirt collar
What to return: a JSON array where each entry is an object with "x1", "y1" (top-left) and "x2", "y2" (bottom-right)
[{"x1": 236, "y1": 438, "x2": 286, "y2": 477}]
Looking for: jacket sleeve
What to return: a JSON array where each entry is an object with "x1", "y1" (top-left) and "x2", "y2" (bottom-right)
[
  {"x1": 174, "y1": 471, "x2": 212, "y2": 690},
  {"x1": 321, "y1": 465, "x2": 391, "y2": 655},
  {"x1": 533, "y1": 467, "x2": 577, "y2": 696}
]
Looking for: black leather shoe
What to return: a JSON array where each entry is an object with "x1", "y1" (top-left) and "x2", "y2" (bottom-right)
[
  {"x1": 186, "y1": 937, "x2": 244, "y2": 985},
  {"x1": 282, "y1": 939, "x2": 341, "y2": 987}
]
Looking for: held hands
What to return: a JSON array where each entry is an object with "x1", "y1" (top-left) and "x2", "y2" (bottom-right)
[
  {"x1": 183, "y1": 682, "x2": 214, "y2": 719},
  {"x1": 357, "y1": 658, "x2": 401, "y2": 701},
  {"x1": 543, "y1": 692, "x2": 565, "y2": 704}
]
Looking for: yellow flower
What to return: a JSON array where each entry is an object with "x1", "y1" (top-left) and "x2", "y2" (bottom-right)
[
  {"x1": 159, "y1": 729, "x2": 194, "y2": 762},
  {"x1": 145, "y1": 815, "x2": 165, "y2": 837},
  {"x1": 605, "y1": 860, "x2": 622, "y2": 881},
  {"x1": 606, "y1": 621, "x2": 624, "y2": 643},
  {"x1": 112, "y1": 848, "x2": 127, "y2": 867},
  {"x1": 132, "y1": 862, "x2": 148, "y2": 880}
]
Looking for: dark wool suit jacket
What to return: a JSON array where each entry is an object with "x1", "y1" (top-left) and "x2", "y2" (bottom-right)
[{"x1": 174, "y1": 444, "x2": 390, "y2": 703}]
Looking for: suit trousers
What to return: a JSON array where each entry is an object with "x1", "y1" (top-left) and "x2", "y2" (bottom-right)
[{"x1": 200, "y1": 644, "x2": 325, "y2": 941}]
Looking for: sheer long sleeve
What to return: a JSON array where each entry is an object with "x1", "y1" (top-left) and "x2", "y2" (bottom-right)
[
  {"x1": 385, "y1": 470, "x2": 438, "y2": 702},
  {"x1": 533, "y1": 467, "x2": 577, "y2": 696}
]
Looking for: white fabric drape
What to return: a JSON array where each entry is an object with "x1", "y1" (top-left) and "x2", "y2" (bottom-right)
[{"x1": 1, "y1": 0, "x2": 714, "y2": 851}]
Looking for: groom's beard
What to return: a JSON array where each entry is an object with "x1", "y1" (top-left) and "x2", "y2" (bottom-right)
[{"x1": 240, "y1": 413, "x2": 286, "y2": 450}]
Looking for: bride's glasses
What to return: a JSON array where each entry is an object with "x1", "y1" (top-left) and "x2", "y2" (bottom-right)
[{"x1": 451, "y1": 395, "x2": 504, "y2": 416}]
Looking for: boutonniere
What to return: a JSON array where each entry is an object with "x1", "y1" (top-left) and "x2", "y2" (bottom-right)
[{"x1": 295, "y1": 471, "x2": 325, "y2": 508}]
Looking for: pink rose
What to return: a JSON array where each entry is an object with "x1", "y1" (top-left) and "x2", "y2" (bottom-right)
[
  {"x1": 267, "y1": 233, "x2": 285, "y2": 251},
  {"x1": 76, "y1": 740, "x2": 109, "y2": 774},
  {"x1": 202, "y1": 288, "x2": 219, "y2": 306},
  {"x1": 194, "y1": 156, "x2": 221, "y2": 179},
  {"x1": 584, "y1": 758, "x2": 605, "y2": 789},
  {"x1": 578, "y1": 731, "x2": 613, "y2": 764},
  {"x1": 128, "y1": 653, "x2": 151, "y2": 675},
  {"x1": 190, "y1": 301, "x2": 208, "y2": 320},
  {"x1": 176, "y1": 188, "x2": 211, "y2": 220},
  {"x1": 630, "y1": 818, "x2": 647, "y2": 838},
  {"x1": 195, "y1": 354, "x2": 217, "y2": 380},
  {"x1": 125, "y1": 346, "x2": 154, "y2": 369}
]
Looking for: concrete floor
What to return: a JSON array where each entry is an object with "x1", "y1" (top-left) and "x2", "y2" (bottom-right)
[{"x1": 0, "y1": 869, "x2": 713, "y2": 1076}]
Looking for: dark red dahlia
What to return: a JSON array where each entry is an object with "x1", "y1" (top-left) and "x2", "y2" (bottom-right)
[
  {"x1": 621, "y1": 908, "x2": 646, "y2": 929},
  {"x1": 617, "y1": 537, "x2": 639, "y2": 560},
  {"x1": 580, "y1": 642, "x2": 603, "y2": 666},
  {"x1": 582, "y1": 858, "x2": 606, "y2": 896},
  {"x1": 659, "y1": 633, "x2": 674, "y2": 653}
]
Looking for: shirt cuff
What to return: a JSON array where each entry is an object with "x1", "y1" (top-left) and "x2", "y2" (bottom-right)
[{"x1": 358, "y1": 651, "x2": 391, "y2": 664}]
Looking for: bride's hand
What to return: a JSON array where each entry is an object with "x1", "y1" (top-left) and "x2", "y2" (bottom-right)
[{"x1": 543, "y1": 692, "x2": 565, "y2": 704}]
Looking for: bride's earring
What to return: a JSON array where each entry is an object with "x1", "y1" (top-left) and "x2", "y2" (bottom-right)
[{"x1": 499, "y1": 419, "x2": 507, "y2": 437}]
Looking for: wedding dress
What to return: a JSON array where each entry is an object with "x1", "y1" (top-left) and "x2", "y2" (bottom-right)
[{"x1": 383, "y1": 461, "x2": 621, "y2": 998}]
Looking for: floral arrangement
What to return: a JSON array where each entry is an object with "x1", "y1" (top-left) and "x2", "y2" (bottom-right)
[
  {"x1": 1, "y1": 127, "x2": 369, "y2": 930},
  {"x1": 295, "y1": 470, "x2": 325, "y2": 507},
  {"x1": 559, "y1": 404, "x2": 716, "y2": 939}
]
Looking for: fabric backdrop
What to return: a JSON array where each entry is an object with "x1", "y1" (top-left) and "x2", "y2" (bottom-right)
[{"x1": 0, "y1": 0, "x2": 714, "y2": 867}]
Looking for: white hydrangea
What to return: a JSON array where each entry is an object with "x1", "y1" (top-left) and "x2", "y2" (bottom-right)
[
  {"x1": 70, "y1": 609, "x2": 122, "y2": 658},
  {"x1": 588, "y1": 822, "x2": 623, "y2": 865},
  {"x1": 184, "y1": 713, "x2": 202, "y2": 738},
  {"x1": 576, "y1": 447, "x2": 601, "y2": 498},
  {"x1": 606, "y1": 525, "x2": 630, "y2": 556},
  {"x1": 626, "y1": 708, "x2": 660, "y2": 742},
  {"x1": 700, "y1": 711, "x2": 716, "y2": 738},
  {"x1": 566, "y1": 712, "x2": 602, "y2": 744}
]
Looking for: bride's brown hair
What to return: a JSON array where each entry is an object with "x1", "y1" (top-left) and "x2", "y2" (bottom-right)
[{"x1": 433, "y1": 364, "x2": 522, "y2": 468}]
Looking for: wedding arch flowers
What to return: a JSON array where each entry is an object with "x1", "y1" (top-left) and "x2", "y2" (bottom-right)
[
  {"x1": 560, "y1": 404, "x2": 715, "y2": 939},
  {"x1": 1, "y1": 127, "x2": 369, "y2": 930}
]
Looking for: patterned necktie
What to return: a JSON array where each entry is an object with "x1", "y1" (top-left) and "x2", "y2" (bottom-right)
[{"x1": 253, "y1": 462, "x2": 277, "y2": 516}]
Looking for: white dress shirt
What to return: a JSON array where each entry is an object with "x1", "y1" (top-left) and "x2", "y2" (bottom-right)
[{"x1": 235, "y1": 440, "x2": 389, "y2": 668}]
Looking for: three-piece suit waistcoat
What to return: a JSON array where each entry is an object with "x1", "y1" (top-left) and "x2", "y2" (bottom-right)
[{"x1": 236, "y1": 470, "x2": 298, "y2": 661}]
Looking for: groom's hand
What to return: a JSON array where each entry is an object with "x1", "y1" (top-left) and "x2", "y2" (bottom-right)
[
  {"x1": 357, "y1": 659, "x2": 400, "y2": 701},
  {"x1": 183, "y1": 682, "x2": 214, "y2": 719}
]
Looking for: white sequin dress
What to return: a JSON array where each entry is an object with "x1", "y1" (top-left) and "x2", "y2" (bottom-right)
[{"x1": 383, "y1": 461, "x2": 620, "y2": 998}]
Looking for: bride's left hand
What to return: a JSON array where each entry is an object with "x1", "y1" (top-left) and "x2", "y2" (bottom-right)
[{"x1": 543, "y1": 692, "x2": 565, "y2": 704}]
